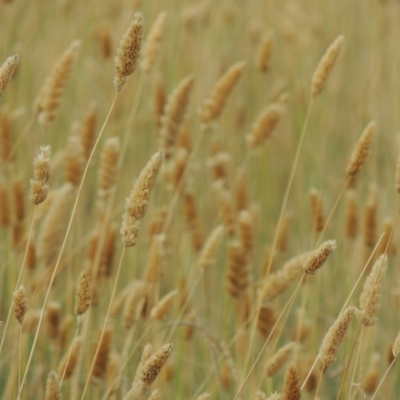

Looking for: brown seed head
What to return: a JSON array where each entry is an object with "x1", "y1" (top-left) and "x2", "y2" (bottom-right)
[
  {"x1": 183, "y1": 190, "x2": 204, "y2": 252},
  {"x1": 96, "y1": 24, "x2": 112, "y2": 59},
  {"x1": 238, "y1": 210, "x2": 255, "y2": 257},
  {"x1": 13, "y1": 285, "x2": 28, "y2": 324},
  {"x1": 33, "y1": 145, "x2": 52, "y2": 183},
  {"x1": 310, "y1": 188, "x2": 325, "y2": 234},
  {"x1": 98, "y1": 225, "x2": 117, "y2": 278},
  {"x1": 257, "y1": 33, "x2": 273, "y2": 73},
  {"x1": 121, "y1": 152, "x2": 164, "y2": 247},
  {"x1": 30, "y1": 179, "x2": 49, "y2": 205},
  {"x1": 29, "y1": 146, "x2": 51, "y2": 204},
  {"x1": 265, "y1": 342, "x2": 296, "y2": 377},
  {"x1": 80, "y1": 103, "x2": 97, "y2": 160},
  {"x1": 318, "y1": 306, "x2": 356, "y2": 371},
  {"x1": 35, "y1": 40, "x2": 81, "y2": 126},
  {"x1": 302, "y1": 240, "x2": 337, "y2": 275},
  {"x1": 46, "y1": 301, "x2": 61, "y2": 340},
  {"x1": 311, "y1": 35, "x2": 344, "y2": 97},
  {"x1": 74, "y1": 269, "x2": 92, "y2": 319},
  {"x1": 282, "y1": 362, "x2": 301, "y2": 400},
  {"x1": 45, "y1": 371, "x2": 61, "y2": 400},
  {"x1": 65, "y1": 135, "x2": 85, "y2": 186},
  {"x1": 226, "y1": 240, "x2": 248, "y2": 298},
  {"x1": 345, "y1": 189, "x2": 358, "y2": 239},
  {"x1": 12, "y1": 176, "x2": 25, "y2": 221},
  {"x1": 154, "y1": 78, "x2": 166, "y2": 131},
  {"x1": 159, "y1": 76, "x2": 194, "y2": 159},
  {"x1": 114, "y1": 12, "x2": 144, "y2": 92},
  {"x1": 199, "y1": 60, "x2": 246, "y2": 123},
  {"x1": 0, "y1": 54, "x2": 19, "y2": 97},
  {"x1": 0, "y1": 178, "x2": 10, "y2": 227},
  {"x1": 257, "y1": 305, "x2": 276, "y2": 339},
  {"x1": 0, "y1": 108, "x2": 13, "y2": 164},
  {"x1": 247, "y1": 103, "x2": 284, "y2": 149},
  {"x1": 346, "y1": 122, "x2": 375, "y2": 178},
  {"x1": 98, "y1": 137, "x2": 120, "y2": 199},
  {"x1": 139, "y1": 343, "x2": 173, "y2": 391}
]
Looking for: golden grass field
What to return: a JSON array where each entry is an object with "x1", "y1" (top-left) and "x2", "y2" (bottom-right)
[{"x1": 1, "y1": 0, "x2": 400, "y2": 399}]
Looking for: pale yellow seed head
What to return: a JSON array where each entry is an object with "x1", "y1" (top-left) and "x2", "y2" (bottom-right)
[
  {"x1": 114, "y1": 12, "x2": 144, "y2": 91},
  {"x1": 121, "y1": 152, "x2": 164, "y2": 247},
  {"x1": 318, "y1": 306, "x2": 356, "y2": 371},
  {"x1": 13, "y1": 285, "x2": 27, "y2": 324},
  {"x1": 358, "y1": 254, "x2": 387, "y2": 326},
  {"x1": 0, "y1": 54, "x2": 19, "y2": 97},
  {"x1": 346, "y1": 122, "x2": 375, "y2": 178},
  {"x1": 392, "y1": 331, "x2": 400, "y2": 358},
  {"x1": 311, "y1": 35, "x2": 344, "y2": 97}
]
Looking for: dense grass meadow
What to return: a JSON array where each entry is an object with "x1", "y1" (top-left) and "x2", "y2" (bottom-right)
[{"x1": 2, "y1": 0, "x2": 400, "y2": 399}]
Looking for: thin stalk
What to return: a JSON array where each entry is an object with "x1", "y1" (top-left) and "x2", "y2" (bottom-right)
[{"x1": 313, "y1": 368, "x2": 324, "y2": 400}]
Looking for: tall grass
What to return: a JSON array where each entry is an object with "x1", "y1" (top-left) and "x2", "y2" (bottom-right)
[{"x1": 1, "y1": 0, "x2": 400, "y2": 399}]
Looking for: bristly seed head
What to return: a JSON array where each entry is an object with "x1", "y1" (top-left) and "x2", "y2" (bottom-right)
[
  {"x1": 114, "y1": 12, "x2": 144, "y2": 92},
  {"x1": 121, "y1": 151, "x2": 164, "y2": 247},
  {"x1": 0, "y1": 54, "x2": 19, "y2": 98},
  {"x1": 303, "y1": 240, "x2": 337, "y2": 275},
  {"x1": 311, "y1": 35, "x2": 344, "y2": 97},
  {"x1": 346, "y1": 122, "x2": 375, "y2": 179}
]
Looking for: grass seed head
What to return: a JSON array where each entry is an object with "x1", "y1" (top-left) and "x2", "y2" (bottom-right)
[
  {"x1": 0, "y1": 54, "x2": 19, "y2": 97},
  {"x1": 114, "y1": 12, "x2": 144, "y2": 91}
]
